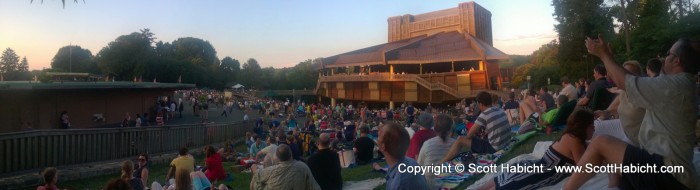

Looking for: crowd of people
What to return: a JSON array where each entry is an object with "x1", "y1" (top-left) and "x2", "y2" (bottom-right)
[{"x1": 32, "y1": 37, "x2": 700, "y2": 190}]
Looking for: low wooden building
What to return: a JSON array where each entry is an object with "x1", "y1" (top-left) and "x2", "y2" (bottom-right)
[
  {"x1": 314, "y1": 2, "x2": 508, "y2": 107},
  {"x1": 0, "y1": 81, "x2": 195, "y2": 133}
]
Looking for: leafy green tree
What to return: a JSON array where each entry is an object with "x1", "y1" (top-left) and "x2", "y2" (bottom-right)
[
  {"x1": 553, "y1": 0, "x2": 614, "y2": 81},
  {"x1": 241, "y1": 58, "x2": 261, "y2": 88},
  {"x1": 51, "y1": 45, "x2": 98, "y2": 74},
  {"x1": 96, "y1": 32, "x2": 153, "y2": 80},
  {"x1": 18, "y1": 57, "x2": 29, "y2": 72},
  {"x1": 171, "y1": 37, "x2": 220, "y2": 67},
  {"x1": 1, "y1": 48, "x2": 20, "y2": 74},
  {"x1": 220, "y1": 56, "x2": 241, "y2": 86}
]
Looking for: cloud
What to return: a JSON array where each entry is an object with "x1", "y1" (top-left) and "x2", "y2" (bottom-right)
[{"x1": 495, "y1": 33, "x2": 558, "y2": 42}]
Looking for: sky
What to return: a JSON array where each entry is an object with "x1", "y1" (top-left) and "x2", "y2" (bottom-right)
[{"x1": 0, "y1": 0, "x2": 557, "y2": 70}]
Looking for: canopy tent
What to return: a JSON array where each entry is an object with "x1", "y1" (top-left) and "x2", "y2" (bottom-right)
[{"x1": 232, "y1": 84, "x2": 244, "y2": 89}]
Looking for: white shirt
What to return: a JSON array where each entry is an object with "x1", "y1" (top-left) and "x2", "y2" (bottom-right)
[
  {"x1": 625, "y1": 73, "x2": 697, "y2": 188},
  {"x1": 405, "y1": 126, "x2": 415, "y2": 139},
  {"x1": 244, "y1": 114, "x2": 249, "y2": 121}
]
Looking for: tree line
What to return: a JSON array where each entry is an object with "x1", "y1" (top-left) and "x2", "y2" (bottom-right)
[
  {"x1": 0, "y1": 48, "x2": 30, "y2": 80},
  {"x1": 509, "y1": 0, "x2": 700, "y2": 89},
  {"x1": 3, "y1": 28, "x2": 318, "y2": 90}
]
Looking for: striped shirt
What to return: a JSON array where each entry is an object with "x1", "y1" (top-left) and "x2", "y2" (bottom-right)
[{"x1": 474, "y1": 106, "x2": 512, "y2": 150}]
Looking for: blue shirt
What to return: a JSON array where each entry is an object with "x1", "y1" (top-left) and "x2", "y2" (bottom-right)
[
  {"x1": 386, "y1": 157, "x2": 428, "y2": 190},
  {"x1": 250, "y1": 142, "x2": 267, "y2": 158}
]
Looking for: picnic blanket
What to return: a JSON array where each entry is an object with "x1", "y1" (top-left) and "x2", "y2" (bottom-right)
[{"x1": 432, "y1": 131, "x2": 539, "y2": 189}]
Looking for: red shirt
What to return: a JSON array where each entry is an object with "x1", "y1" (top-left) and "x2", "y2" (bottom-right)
[
  {"x1": 204, "y1": 153, "x2": 226, "y2": 181},
  {"x1": 406, "y1": 128, "x2": 436, "y2": 159}
]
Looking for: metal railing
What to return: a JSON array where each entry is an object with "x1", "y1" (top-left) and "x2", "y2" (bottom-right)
[
  {"x1": 0, "y1": 122, "x2": 252, "y2": 175},
  {"x1": 317, "y1": 73, "x2": 463, "y2": 98}
]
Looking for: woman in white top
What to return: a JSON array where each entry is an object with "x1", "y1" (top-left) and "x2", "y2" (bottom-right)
[{"x1": 418, "y1": 114, "x2": 457, "y2": 189}]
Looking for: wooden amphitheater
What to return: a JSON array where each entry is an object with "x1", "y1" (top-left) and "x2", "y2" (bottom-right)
[{"x1": 313, "y1": 2, "x2": 509, "y2": 108}]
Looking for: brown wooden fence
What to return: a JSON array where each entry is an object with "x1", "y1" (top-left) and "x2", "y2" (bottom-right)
[{"x1": 0, "y1": 121, "x2": 252, "y2": 175}]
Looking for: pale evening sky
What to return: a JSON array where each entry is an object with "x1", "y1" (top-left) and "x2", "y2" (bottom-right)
[{"x1": 0, "y1": 0, "x2": 557, "y2": 70}]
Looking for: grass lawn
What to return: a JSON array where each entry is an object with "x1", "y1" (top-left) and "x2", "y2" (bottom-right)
[
  {"x1": 41, "y1": 132, "x2": 560, "y2": 190},
  {"x1": 49, "y1": 143, "x2": 389, "y2": 190}
]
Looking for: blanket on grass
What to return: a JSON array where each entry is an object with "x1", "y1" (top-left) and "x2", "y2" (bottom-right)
[{"x1": 432, "y1": 130, "x2": 539, "y2": 189}]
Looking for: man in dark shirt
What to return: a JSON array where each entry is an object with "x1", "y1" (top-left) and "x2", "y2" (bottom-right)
[
  {"x1": 577, "y1": 64, "x2": 613, "y2": 109},
  {"x1": 539, "y1": 87, "x2": 556, "y2": 111},
  {"x1": 286, "y1": 135, "x2": 302, "y2": 161},
  {"x1": 579, "y1": 64, "x2": 609, "y2": 107},
  {"x1": 502, "y1": 92, "x2": 520, "y2": 110},
  {"x1": 353, "y1": 127, "x2": 375, "y2": 165},
  {"x1": 307, "y1": 133, "x2": 343, "y2": 190}
]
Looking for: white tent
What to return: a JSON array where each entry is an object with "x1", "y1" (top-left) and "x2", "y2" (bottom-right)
[{"x1": 232, "y1": 84, "x2": 244, "y2": 89}]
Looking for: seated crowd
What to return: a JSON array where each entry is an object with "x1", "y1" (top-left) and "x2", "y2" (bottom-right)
[{"x1": 36, "y1": 38, "x2": 700, "y2": 189}]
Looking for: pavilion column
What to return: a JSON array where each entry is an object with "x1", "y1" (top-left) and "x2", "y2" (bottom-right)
[
  {"x1": 451, "y1": 61, "x2": 455, "y2": 72},
  {"x1": 420, "y1": 64, "x2": 423, "y2": 74},
  {"x1": 390, "y1": 65, "x2": 394, "y2": 79},
  {"x1": 331, "y1": 68, "x2": 335, "y2": 75},
  {"x1": 389, "y1": 101, "x2": 394, "y2": 110},
  {"x1": 331, "y1": 98, "x2": 336, "y2": 108}
]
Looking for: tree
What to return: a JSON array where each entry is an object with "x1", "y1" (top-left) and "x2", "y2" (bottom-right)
[
  {"x1": 18, "y1": 57, "x2": 29, "y2": 72},
  {"x1": 96, "y1": 32, "x2": 153, "y2": 80},
  {"x1": 511, "y1": 40, "x2": 561, "y2": 88},
  {"x1": 51, "y1": 45, "x2": 98, "y2": 73},
  {"x1": 0, "y1": 48, "x2": 20, "y2": 74},
  {"x1": 553, "y1": 0, "x2": 614, "y2": 80},
  {"x1": 171, "y1": 37, "x2": 219, "y2": 67},
  {"x1": 628, "y1": 0, "x2": 674, "y2": 63},
  {"x1": 219, "y1": 56, "x2": 241, "y2": 86},
  {"x1": 241, "y1": 58, "x2": 261, "y2": 88}
]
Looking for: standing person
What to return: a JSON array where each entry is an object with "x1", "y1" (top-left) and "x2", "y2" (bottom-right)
[
  {"x1": 307, "y1": 133, "x2": 343, "y2": 190},
  {"x1": 564, "y1": 37, "x2": 700, "y2": 190},
  {"x1": 220, "y1": 104, "x2": 228, "y2": 118},
  {"x1": 135, "y1": 114, "x2": 142, "y2": 127},
  {"x1": 60, "y1": 111, "x2": 71, "y2": 129},
  {"x1": 405, "y1": 103, "x2": 416, "y2": 126},
  {"x1": 134, "y1": 154, "x2": 149, "y2": 188},
  {"x1": 121, "y1": 160, "x2": 144, "y2": 190},
  {"x1": 193, "y1": 99, "x2": 199, "y2": 116},
  {"x1": 201, "y1": 102, "x2": 209, "y2": 123},
  {"x1": 37, "y1": 167, "x2": 60, "y2": 190},
  {"x1": 178, "y1": 101, "x2": 184, "y2": 118},
  {"x1": 250, "y1": 144, "x2": 321, "y2": 190},
  {"x1": 122, "y1": 112, "x2": 131, "y2": 127},
  {"x1": 379, "y1": 122, "x2": 428, "y2": 190},
  {"x1": 170, "y1": 101, "x2": 176, "y2": 120},
  {"x1": 143, "y1": 113, "x2": 150, "y2": 127}
]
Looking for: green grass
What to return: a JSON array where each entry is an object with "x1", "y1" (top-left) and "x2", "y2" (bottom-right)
[{"x1": 38, "y1": 133, "x2": 560, "y2": 190}]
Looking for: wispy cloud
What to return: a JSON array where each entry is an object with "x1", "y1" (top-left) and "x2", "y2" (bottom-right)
[{"x1": 495, "y1": 33, "x2": 558, "y2": 42}]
